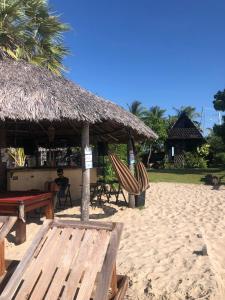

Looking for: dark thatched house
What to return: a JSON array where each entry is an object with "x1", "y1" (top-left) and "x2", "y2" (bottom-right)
[{"x1": 167, "y1": 113, "x2": 204, "y2": 163}]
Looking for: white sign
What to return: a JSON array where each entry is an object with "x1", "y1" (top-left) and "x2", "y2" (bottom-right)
[
  {"x1": 84, "y1": 146, "x2": 92, "y2": 155},
  {"x1": 172, "y1": 146, "x2": 175, "y2": 157},
  {"x1": 85, "y1": 154, "x2": 92, "y2": 162},
  {"x1": 85, "y1": 161, "x2": 93, "y2": 169},
  {"x1": 84, "y1": 146, "x2": 92, "y2": 169}
]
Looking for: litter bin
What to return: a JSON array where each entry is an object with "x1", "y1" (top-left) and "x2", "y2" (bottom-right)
[{"x1": 135, "y1": 191, "x2": 146, "y2": 207}]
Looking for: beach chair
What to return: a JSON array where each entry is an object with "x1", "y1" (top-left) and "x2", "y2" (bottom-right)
[
  {"x1": 0, "y1": 219, "x2": 128, "y2": 300},
  {"x1": 0, "y1": 216, "x2": 17, "y2": 276}
]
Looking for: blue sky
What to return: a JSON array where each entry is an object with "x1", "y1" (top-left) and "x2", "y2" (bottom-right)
[{"x1": 51, "y1": 0, "x2": 225, "y2": 130}]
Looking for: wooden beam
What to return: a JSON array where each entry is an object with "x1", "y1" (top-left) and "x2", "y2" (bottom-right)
[
  {"x1": 52, "y1": 219, "x2": 113, "y2": 231},
  {"x1": 94, "y1": 222, "x2": 123, "y2": 300},
  {"x1": 81, "y1": 123, "x2": 90, "y2": 221},
  {"x1": 127, "y1": 136, "x2": 136, "y2": 208},
  {"x1": 0, "y1": 220, "x2": 52, "y2": 300}
]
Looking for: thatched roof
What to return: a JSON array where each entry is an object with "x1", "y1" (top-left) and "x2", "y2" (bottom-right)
[
  {"x1": 0, "y1": 59, "x2": 157, "y2": 142},
  {"x1": 168, "y1": 113, "x2": 203, "y2": 140}
]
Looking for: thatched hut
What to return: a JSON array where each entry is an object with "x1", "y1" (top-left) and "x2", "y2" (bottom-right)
[
  {"x1": 0, "y1": 60, "x2": 157, "y2": 145},
  {"x1": 0, "y1": 59, "x2": 157, "y2": 220},
  {"x1": 167, "y1": 113, "x2": 204, "y2": 165}
]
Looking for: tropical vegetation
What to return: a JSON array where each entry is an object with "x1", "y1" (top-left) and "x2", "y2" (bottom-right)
[{"x1": 0, "y1": 0, "x2": 69, "y2": 75}]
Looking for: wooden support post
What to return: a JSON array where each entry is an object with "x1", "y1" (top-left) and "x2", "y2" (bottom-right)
[
  {"x1": 0, "y1": 240, "x2": 5, "y2": 276},
  {"x1": 81, "y1": 123, "x2": 90, "y2": 221},
  {"x1": 127, "y1": 137, "x2": 136, "y2": 208},
  {"x1": 44, "y1": 196, "x2": 54, "y2": 219},
  {"x1": 15, "y1": 219, "x2": 26, "y2": 244}
]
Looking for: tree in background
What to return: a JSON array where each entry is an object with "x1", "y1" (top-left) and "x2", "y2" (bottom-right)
[
  {"x1": 213, "y1": 89, "x2": 225, "y2": 144},
  {"x1": 173, "y1": 106, "x2": 200, "y2": 121},
  {"x1": 0, "y1": 0, "x2": 69, "y2": 75},
  {"x1": 143, "y1": 106, "x2": 167, "y2": 148},
  {"x1": 172, "y1": 105, "x2": 201, "y2": 130},
  {"x1": 213, "y1": 89, "x2": 225, "y2": 111},
  {"x1": 128, "y1": 100, "x2": 146, "y2": 119},
  {"x1": 211, "y1": 89, "x2": 225, "y2": 165},
  {"x1": 143, "y1": 106, "x2": 168, "y2": 165}
]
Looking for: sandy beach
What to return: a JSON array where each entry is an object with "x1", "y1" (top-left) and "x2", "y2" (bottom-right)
[{"x1": 5, "y1": 182, "x2": 225, "y2": 300}]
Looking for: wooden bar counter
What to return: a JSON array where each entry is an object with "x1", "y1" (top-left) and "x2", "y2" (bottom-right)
[{"x1": 7, "y1": 167, "x2": 97, "y2": 201}]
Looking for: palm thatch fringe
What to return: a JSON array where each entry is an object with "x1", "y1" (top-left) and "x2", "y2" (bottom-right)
[{"x1": 0, "y1": 59, "x2": 157, "y2": 140}]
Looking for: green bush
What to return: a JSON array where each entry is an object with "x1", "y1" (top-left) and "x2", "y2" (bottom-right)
[
  {"x1": 213, "y1": 152, "x2": 225, "y2": 165},
  {"x1": 184, "y1": 152, "x2": 208, "y2": 168}
]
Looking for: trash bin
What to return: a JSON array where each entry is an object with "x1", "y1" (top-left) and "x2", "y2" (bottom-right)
[{"x1": 135, "y1": 191, "x2": 146, "y2": 207}]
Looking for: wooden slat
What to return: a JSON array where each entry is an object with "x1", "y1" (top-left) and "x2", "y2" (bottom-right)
[
  {"x1": 29, "y1": 228, "x2": 74, "y2": 299},
  {"x1": 45, "y1": 228, "x2": 85, "y2": 300},
  {"x1": 52, "y1": 219, "x2": 113, "y2": 231},
  {"x1": 114, "y1": 276, "x2": 129, "y2": 300},
  {"x1": 61, "y1": 230, "x2": 99, "y2": 300},
  {"x1": 0, "y1": 240, "x2": 5, "y2": 277},
  {"x1": 76, "y1": 230, "x2": 110, "y2": 300},
  {"x1": 94, "y1": 223, "x2": 123, "y2": 300},
  {"x1": 0, "y1": 220, "x2": 125, "y2": 300},
  {"x1": 14, "y1": 227, "x2": 62, "y2": 299},
  {"x1": 110, "y1": 264, "x2": 118, "y2": 297},
  {"x1": 0, "y1": 217, "x2": 17, "y2": 242},
  {"x1": 33, "y1": 227, "x2": 58, "y2": 259},
  {"x1": 0, "y1": 219, "x2": 53, "y2": 300}
]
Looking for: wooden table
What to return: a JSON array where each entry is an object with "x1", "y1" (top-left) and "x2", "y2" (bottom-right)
[{"x1": 0, "y1": 191, "x2": 54, "y2": 244}]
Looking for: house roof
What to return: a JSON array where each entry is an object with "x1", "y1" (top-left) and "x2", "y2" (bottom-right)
[
  {"x1": 168, "y1": 113, "x2": 204, "y2": 140},
  {"x1": 0, "y1": 59, "x2": 158, "y2": 144}
]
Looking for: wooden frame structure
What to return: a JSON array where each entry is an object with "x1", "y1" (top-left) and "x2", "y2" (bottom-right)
[
  {"x1": 0, "y1": 219, "x2": 128, "y2": 300},
  {"x1": 0, "y1": 192, "x2": 54, "y2": 244},
  {"x1": 0, "y1": 216, "x2": 17, "y2": 276}
]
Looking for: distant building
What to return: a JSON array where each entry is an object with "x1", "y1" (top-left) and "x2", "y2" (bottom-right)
[{"x1": 167, "y1": 113, "x2": 205, "y2": 164}]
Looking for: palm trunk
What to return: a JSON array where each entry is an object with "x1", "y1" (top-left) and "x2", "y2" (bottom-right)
[{"x1": 147, "y1": 145, "x2": 152, "y2": 167}]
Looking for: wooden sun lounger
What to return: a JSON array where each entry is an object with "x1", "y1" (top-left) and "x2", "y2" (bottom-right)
[
  {"x1": 0, "y1": 216, "x2": 17, "y2": 277},
  {"x1": 0, "y1": 219, "x2": 128, "y2": 300}
]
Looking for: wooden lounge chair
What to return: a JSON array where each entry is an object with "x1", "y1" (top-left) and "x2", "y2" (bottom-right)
[
  {"x1": 0, "y1": 219, "x2": 128, "y2": 300},
  {"x1": 0, "y1": 216, "x2": 17, "y2": 276}
]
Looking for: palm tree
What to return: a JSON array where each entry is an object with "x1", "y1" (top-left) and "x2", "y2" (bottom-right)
[
  {"x1": 143, "y1": 106, "x2": 166, "y2": 123},
  {"x1": 0, "y1": 0, "x2": 69, "y2": 75},
  {"x1": 128, "y1": 100, "x2": 146, "y2": 119},
  {"x1": 143, "y1": 106, "x2": 167, "y2": 166},
  {"x1": 173, "y1": 106, "x2": 200, "y2": 121}
]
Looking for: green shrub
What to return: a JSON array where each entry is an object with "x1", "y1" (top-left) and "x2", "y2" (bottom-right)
[
  {"x1": 184, "y1": 152, "x2": 208, "y2": 168},
  {"x1": 164, "y1": 162, "x2": 175, "y2": 169},
  {"x1": 213, "y1": 152, "x2": 225, "y2": 165}
]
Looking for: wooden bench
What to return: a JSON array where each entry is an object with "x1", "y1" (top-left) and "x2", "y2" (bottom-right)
[
  {"x1": 0, "y1": 219, "x2": 128, "y2": 299},
  {"x1": 0, "y1": 216, "x2": 17, "y2": 277}
]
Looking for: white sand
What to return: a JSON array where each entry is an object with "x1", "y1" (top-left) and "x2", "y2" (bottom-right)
[{"x1": 5, "y1": 183, "x2": 225, "y2": 299}]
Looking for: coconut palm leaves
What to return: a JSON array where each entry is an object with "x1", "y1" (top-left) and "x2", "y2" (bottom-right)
[
  {"x1": 0, "y1": 0, "x2": 69, "y2": 75},
  {"x1": 128, "y1": 100, "x2": 146, "y2": 119},
  {"x1": 173, "y1": 106, "x2": 200, "y2": 121}
]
